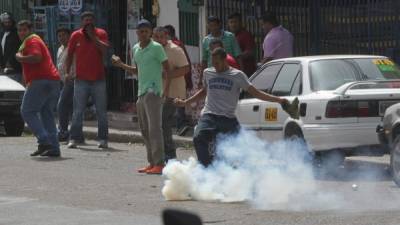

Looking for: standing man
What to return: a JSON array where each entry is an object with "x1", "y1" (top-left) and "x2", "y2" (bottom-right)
[
  {"x1": 0, "y1": 12, "x2": 22, "y2": 82},
  {"x1": 66, "y1": 11, "x2": 109, "y2": 149},
  {"x1": 201, "y1": 16, "x2": 241, "y2": 85},
  {"x1": 174, "y1": 48, "x2": 288, "y2": 167},
  {"x1": 227, "y1": 12, "x2": 257, "y2": 77},
  {"x1": 56, "y1": 28, "x2": 77, "y2": 142},
  {"x1": 153, "y1": 27, "x2": 190, "y2": 161},
  {"x1": 16, "y1": 20, "x2": 61, "y2": 157},
  {"x1": 112, "y1": 19, "x2": 170, "y2": 174},
  {"x1": 164, "y1": 24, "x2": 192, "y2": 135},
  {"x1": 261, "y1": 12, "x2": 294, "y2": 64}
]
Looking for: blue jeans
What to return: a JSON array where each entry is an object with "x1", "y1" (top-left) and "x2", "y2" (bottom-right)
[
  {"x1": 193, "y1": 114, "x2": 240, "y2": 167},
  {"x1": 70, "y1": 79, "x2": 108, "y2": 141},
  {"x1": 21, "y1": 79, "x2": 60, "y2": 152},
  {"x1": 57, "y1": 80, "x2": 74, "y2": 138}
]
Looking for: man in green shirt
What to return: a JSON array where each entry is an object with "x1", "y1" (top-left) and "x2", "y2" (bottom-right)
[
  {"x1": 201, "y1": 16, "x2": 241, "y2": 86},
  {"x1": 112, "y1": 19, "x2": 169, "y2": 175}
]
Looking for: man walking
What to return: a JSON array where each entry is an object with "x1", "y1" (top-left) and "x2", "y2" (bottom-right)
[
  {"x1": 112, "y1": 19, "x2": 169, "y2": 174},
  {"x1": 16, "y1": 20, "x2": 61, "y2": 157},
  {"x1": 153, "y1": 27, "x2": 190, "y2": 161},
  {"x1": 0, "y1": 12, "x2": 22, "y2": 82},
  {"x1": 174, "y1": 48, "x2": 288, "y2": 167},
  {"x1": 56, "y1": 28, "x2": 77, "y2": 142},
  {"x1": 261, "y1": 12, "x2": 294, "y2": 64},
  {"x1": 65, "y1": 11, "x2": 109, "y2": 149},
  {"x1": 227, "y1": 12, "x2": 257, "y2": 77}
]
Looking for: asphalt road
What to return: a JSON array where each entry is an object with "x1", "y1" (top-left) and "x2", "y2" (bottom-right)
[{"x1": 1, "y1": 136, "x2": 400, "y2": 225}]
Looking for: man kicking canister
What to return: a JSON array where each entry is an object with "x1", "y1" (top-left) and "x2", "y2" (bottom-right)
[{"x1": 174, "y1": 47, "x2": 294, "y2": 167}]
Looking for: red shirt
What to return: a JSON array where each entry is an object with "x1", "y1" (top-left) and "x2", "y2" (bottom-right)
[
  {"x1": 68, "y1": 28, "x2": 109, "y2": 81},
  {"x1": 227, "y1": 53, "x2": 240, "y2": 69},
  {"x1": 21, "y1": 36, "x2": 59, "y2": 85},
  {"x1": 235, "y1": 29, "x2": 257, "y2": 76}
]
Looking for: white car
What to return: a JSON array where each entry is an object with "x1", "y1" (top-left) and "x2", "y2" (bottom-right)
[
  {"x1": 237, "y1": 55, "x2": 400, "y2": 164},
  {"x1": 0, "y1": 74, "x2": 25, "y2": 136}
]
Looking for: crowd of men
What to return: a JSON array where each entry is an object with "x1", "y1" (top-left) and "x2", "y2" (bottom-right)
[{"x1": 0, "y1": 10, "x2": 294, "y2": 173}]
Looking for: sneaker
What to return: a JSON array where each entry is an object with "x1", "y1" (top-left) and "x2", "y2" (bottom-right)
[
  {"x1": 137, "y1": 165, "x2": 153, "y2": 173},
  {"x1": 146, "y1": 165, "x2": 164, "y2": 175},
  {"x1": 30, "y1": 144, "x2": 52, "y2": 156},
  {"x1": 67, "y1": 140, "x2": 77, "y2": 149},
  {"x1": 98, "y1": 140, "x2": 108, "y2": 149},
  {"x1": 40, "y1": 150, "x2": 61, "y2": 157}
]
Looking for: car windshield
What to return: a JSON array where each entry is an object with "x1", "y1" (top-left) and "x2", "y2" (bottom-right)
[{"x1": 310, "y1": 58, "x2": 400, "y2": 91}]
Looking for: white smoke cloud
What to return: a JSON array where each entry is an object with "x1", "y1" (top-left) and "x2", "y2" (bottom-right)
[{"x1": 162, "y1": 130, "x2": 344, "y2": 211}]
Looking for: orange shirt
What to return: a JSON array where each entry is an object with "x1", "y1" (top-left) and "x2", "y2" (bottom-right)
[
  {"x1": 68, "y1": 28, "x2": 108, "y2": 81},
  {"x1": 21, "y1": 36, "x2": 60, "y2": 84}
]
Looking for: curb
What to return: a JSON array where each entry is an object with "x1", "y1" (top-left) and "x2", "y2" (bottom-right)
[
  {"x1": 24, "y1": 125, "x2": 193, "y2": 148},
  {"x1": 83, "y1": 127, "x2": 194, "y2": 148}
]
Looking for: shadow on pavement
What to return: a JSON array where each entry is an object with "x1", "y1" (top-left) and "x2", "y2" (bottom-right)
[
  {"x1": 314, "y1": 159, "x2": 392, "y2": 182},
  {"x1": 78, "y1": 147, "x2": 127, "y2": 153},
  {"x1": 31, "y1": 157, "x2": 74, "y2": 162}
]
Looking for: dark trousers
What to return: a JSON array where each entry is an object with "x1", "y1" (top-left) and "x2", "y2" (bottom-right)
[
  {"x1": 57, "y1": 80, "x2": 74, "y2": 138},
  {"x1": 162, "y1": 98, "x2": 177, "y2": 160},
  {"x1": 193, "y1": 114, "x2": 240, "y2": 167}
]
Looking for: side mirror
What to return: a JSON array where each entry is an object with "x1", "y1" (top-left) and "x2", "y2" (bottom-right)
[{"x1": 163, "y1": 209, "x2": 203, "y2": 225}]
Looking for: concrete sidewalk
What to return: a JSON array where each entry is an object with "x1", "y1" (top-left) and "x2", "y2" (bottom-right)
[
  {"x1": 82, "y1": 111, "x2": 194, "y2": 147},
  {"x1": 82, "y1": 125, "x2": 193, "y2": 147}
]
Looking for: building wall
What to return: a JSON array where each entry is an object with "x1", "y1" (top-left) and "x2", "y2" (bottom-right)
[{"x1": 157, "y1": 0, "x2": 201, "y2": 63}]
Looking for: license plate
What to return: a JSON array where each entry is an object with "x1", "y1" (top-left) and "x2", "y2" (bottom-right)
[
  {"x1": 379, "y1": 101, "x2": 398, "y2": 116},
  {"x1": 265, "y1": 108, "x2": 278, "y2": 121}
]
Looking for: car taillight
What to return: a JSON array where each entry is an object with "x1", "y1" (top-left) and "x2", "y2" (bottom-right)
[{"x1": 326, "y1": 100, "x2": 378, "y2": 118}]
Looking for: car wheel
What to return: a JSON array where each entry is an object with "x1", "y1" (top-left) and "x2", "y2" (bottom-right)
[
  {"x1": 390, "y1": 135, "x2": 400, "y2": 187},
  {"x1": 284, "y1": 124, "x2": 314, "y2": 164},
  {"x1": 4, "y1": 118, "x2": 25, "y2": 137}
]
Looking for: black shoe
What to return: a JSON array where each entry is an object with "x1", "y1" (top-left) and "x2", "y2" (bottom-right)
[
  {"x1": 30, "y1": 144, "x2": 53, "y2": 156},
  {"x1": 40, "y1": 150, "x2": 61, "y2": 157}
]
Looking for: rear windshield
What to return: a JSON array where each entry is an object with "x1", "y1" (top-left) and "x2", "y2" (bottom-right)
[{"x1": 310, "y1": 58, "x2": 400, "y2": 91}]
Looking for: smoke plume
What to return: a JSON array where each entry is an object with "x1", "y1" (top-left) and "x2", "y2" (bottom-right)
[{"x1": 162, "y1": 130, "x2": 343, "y2": 210}]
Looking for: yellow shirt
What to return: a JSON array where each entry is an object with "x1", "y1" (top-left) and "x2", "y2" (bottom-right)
[{"x1": 163, "y1": 41, "x2": 189, "y2": 99}]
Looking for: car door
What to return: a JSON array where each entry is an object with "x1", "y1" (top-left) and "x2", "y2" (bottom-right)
[
  {"x1": 258, "y1": 63, "x2": 302, "y2": 142},
  {"x1": 237, "y1": 63, "x2": 283, "y2": 130}
]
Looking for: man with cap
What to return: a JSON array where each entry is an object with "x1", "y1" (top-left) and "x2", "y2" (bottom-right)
[
  {"x1": 112, "y1": 19, "x2": 170, "y2": 174},
  {"x1": 0, "y1": 12, "x2": 22, "y2": 82},
  {"x1": 65, "y1": 11, "x2": 110, "y2": 149}
]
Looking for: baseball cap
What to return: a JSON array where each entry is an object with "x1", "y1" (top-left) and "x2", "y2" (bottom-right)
[{"x1": 137, "y1": 19, "x2": 152, "y2": 29}]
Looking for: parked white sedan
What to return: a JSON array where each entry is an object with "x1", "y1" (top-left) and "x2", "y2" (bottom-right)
[
  {"x1": 237, "y1": 55, "x2": 400, "y2": 163},
  {"x1": 0, "y1": 74, "x2": 25, "y2": 136}
]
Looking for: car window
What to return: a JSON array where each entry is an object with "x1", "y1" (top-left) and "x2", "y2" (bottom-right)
[
  {"x1": 251, "y1": 63, "x2": 282, "y2": 92},
  {"x1": 271, "y1": 63, "x2": 301, "y2": 96},
  {"x1": 290, "y1": 73, "x2": 301, "y2": 96},
  {"x1": 353, "y1": 58, "x2": 400, "y2": 80},
  {"x1": 310, "y1": 59, "x2": 358, "y2": 91}
]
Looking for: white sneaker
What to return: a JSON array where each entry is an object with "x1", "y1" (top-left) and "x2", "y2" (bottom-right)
[
  {"x1": 67, "y1": 140, "x2": 77, "y2": 149},
  {"x1": 98, "y1": 140, "x2": 108, "y2": 149}
]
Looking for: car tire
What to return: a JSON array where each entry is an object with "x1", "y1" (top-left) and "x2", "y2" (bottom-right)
[
  {"x1": 390, "y1": 135, "x2": 400, "y2": 187},
  {"x1": 4, "y1": 118, "x2": 25, "y2": 137},
  {"x1": 284, "y1": 124, "x2": 314, "y2": 164}
]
